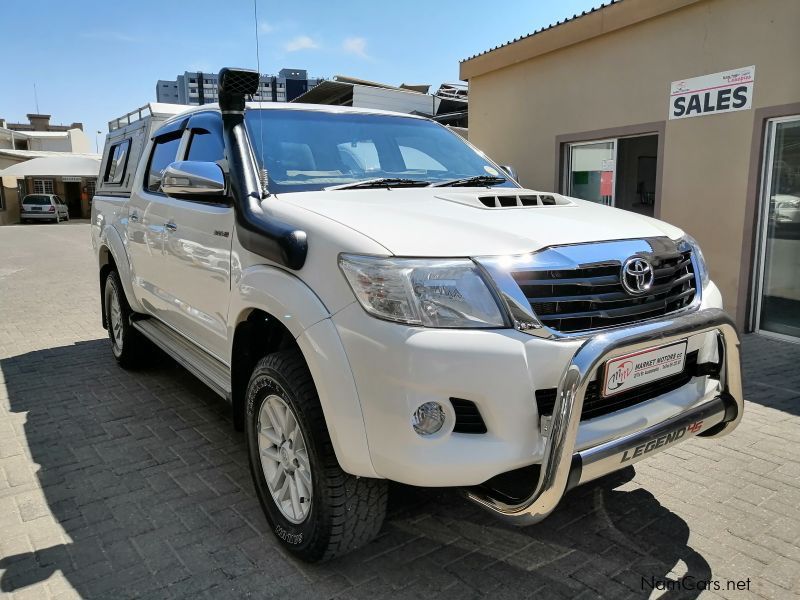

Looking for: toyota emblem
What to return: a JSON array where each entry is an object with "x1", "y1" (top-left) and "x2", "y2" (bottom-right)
[{"x1": 621, "y1": 256, "x2": 654, "y2": 295}]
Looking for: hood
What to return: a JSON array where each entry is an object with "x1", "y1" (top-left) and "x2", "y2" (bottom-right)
[{"x1": 279, "y1": 187, "x2": 684, "y2": 257}]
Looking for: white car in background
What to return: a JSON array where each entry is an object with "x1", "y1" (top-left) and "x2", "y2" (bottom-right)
[
  {"x1": 771, "y1": 194, "x2": 800, "y2": 224},
  {"x1": 20, "y1": 194, "x2": 70, "y2": 223}
]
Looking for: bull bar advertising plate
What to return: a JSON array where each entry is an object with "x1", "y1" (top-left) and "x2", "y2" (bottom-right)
[{"x1": 603, "y1": 340, "x2": 688, "y2": 397}]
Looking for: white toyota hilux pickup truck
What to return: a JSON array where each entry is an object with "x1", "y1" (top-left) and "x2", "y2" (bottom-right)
[{"x1": 92, "y1": 69, "x2": 743, "y2": 562}]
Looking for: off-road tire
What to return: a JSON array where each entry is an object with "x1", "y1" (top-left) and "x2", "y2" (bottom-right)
[
  {"x1": 103, "y1": 270, "x2": 148, "y2": 368},
  {"x1": 246, "y1": 349, "x2": 387, "y2": 562}
]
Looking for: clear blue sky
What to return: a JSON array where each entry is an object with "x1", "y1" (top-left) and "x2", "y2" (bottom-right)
[{"x1": 2, "y1": 0, "x2": 601, "y2": 152}]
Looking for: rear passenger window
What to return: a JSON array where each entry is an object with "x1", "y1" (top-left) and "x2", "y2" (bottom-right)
[
  {"x1": 146, "y1": 134, "x2": 182, "y2": 193},
  {"x1": 104, "y1": 139, "x2": 131, "y2": 184},
  {"x1": 186, "y1": 130, "x2": 224, "y2": 163}
]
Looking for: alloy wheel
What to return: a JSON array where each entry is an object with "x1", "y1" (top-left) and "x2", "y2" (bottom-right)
[
  {"x1": 257, "y1": 394, "x2": 313, "y2": 523},
  {"x1": 108, "y1": 285, "x2": 123, "y2": 354}
]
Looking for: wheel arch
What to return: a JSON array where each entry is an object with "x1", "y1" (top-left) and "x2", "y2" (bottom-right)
[
  {"x1": 97, "y1": 225, "x2": 144, "y2": 325},
  {"x1": 98, "y1": 245, "x2": 115, "y2": 328},
  {"x1": 230, "y1": 309, "x2": 298, "y2": 431},
  {"x1": 228, "y1": 266, "x2": 377, "y2": 477}
]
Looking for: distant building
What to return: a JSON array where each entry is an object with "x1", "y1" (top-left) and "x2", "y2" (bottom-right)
[
  {"x1": 292, "y1": 75, "x2": 469, "y2": 132},
  {"x1": 0, "y1": 114, "x2": 98, "y2": 225},
  {"x1": 0, "y1": 114, "x2": 89, "y2": 153},
  {"x1": 156, "y1": 69, "x2": 324, "y2": 105}
]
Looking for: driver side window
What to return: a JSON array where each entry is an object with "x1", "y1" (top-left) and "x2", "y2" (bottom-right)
[
  {"x1": 146, "y1": 134, "x2": 182, "y2": 193},
  {"x1": 186, "y1": 130, "x2": 225, "y2": 163}
]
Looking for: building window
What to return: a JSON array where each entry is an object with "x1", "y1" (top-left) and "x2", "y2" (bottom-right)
[
  {"x1": 563, "y1": 134, "x2": 658, "y2": 217},
  {"x1": 33, "y1": 179, "x2": 54, "y2": 194},
  {"x1": 0, "y1": 185, "x2": 5, "y2": 210},
  {"x1": 86, "y1": 180, "x2": 96, "y2": 199}
]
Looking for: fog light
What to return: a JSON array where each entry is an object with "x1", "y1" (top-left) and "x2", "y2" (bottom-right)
[{"x1": 412, "y1": 402, "x2": 445, "y2": 436}]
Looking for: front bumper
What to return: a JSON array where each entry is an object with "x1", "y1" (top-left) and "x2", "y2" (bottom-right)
[
  {"x1": 465, "y1": 307, "x2": 742, "y2": 524},
  {"x1": 332, "y1": 280, "x2": 734, "y2": 486}
]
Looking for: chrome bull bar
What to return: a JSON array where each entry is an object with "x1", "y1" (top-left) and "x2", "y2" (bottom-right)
[{"x1": 465, "y1": 307, "x2": 743, "y2": 524}]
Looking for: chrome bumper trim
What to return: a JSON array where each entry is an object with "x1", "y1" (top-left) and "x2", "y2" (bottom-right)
[
  {"x1": 572, "y1": 393, "x2": 732, "y2": 488},
  {"x1": 465, "y1": 307, "x2": 743, "y2": 524}
]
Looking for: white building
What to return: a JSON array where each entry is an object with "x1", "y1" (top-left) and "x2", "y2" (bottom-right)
[{"x1": 0, "y1": 115, "x2": 98, "y2": 225}]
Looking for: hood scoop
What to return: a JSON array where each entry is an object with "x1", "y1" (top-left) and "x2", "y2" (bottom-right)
[{"x1": 437, "y1": 189, "x2": 575, "y2": 209}]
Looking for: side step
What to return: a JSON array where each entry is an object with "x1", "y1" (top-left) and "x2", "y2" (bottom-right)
[{"x1": 132, "y1": 318, "x2": 231, "y2": 400}]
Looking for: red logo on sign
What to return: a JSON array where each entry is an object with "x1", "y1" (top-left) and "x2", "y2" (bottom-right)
[
  {"x1": 607, "y1": 360, "x2": 634, "y2": 391},
  {"x1": 687, "y1": 421, "x2": 703, "y2": 434}
]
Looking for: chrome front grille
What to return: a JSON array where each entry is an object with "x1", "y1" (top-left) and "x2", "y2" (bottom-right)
[{"x1": 511, "y1": 247, "x2": 697, "y2": 333}]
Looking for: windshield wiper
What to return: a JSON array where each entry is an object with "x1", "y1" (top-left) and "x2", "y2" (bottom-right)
[
  {"x1": 325, "y1": 178, "x2": 431, "y2": 191},
  {"x1": 431, "y1": 175, "x2": 507, "y2": 188}
]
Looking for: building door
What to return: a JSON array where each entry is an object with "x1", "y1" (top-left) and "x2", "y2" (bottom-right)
[
  {"x1": 63, "y1": 181, "x2": 82, "y2": 217},
  {"x1": 565, "y1": 134, "x2": 658, "y2": 217},
  {"x1": 754, "y1": 116, "x2": 800, "y2": 340}
]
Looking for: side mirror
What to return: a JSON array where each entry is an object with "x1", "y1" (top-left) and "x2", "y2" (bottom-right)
[
  {"x1": 499, "y1": 165, "x2": 518, "y2": 182},
  {"x1": 162, "y1": 161, "x2": 226, "y2": 200}
]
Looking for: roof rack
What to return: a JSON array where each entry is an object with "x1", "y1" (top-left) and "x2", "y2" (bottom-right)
[{"x1": 107, "y1": 103, "x2": 186, "y2": 132}]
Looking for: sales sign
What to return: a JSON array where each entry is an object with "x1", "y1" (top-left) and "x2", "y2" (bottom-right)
[{"x1": 669, "y1": 66, "x2": 755, "y2": 120}]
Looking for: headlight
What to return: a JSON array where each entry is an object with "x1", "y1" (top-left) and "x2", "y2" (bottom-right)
[
  {"x1": 338, "y1": 254, "x2": 506, "y2": 328},
  {"x1": 679, "y1": 234, "x2": 709, "y2": 288}
]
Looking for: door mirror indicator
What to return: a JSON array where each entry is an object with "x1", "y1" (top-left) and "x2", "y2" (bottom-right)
[{"x1": 162, "y1": 161, "x2": 226, "y2": 201}]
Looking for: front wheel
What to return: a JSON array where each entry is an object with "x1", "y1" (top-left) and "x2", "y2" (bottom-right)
[{"x1": 246, "y1": 350, "x2": 387, "y2": 562}]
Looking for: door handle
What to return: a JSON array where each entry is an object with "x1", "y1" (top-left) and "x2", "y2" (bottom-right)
[
  {"x1": 129, "y1": 211, "x2": 139, "y2": 222},
  {"x1": 165, "y1": 221, "x2": 177, "y2": 232}
]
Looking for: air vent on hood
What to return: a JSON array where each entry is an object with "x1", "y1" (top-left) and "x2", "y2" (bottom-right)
[
  {"x1": 437, "y1": 190, "x2": 574, "y2": 210},
  {"x1": 478, "y1": 194, "x2": 563, "y2": 208}
]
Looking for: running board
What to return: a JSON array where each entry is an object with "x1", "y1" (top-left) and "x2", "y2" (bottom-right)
[{"x1": 132, "y1": 318, "x2": 231, "y2": 400}]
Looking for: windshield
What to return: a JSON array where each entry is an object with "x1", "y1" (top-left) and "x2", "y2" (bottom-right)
[{"x1": 245, "y1": 109, "x2": 517, "y2": 193}]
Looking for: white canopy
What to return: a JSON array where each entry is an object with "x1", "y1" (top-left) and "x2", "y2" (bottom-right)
[{"x1": 0, "y1": 155, "x2": 101, "y2": 178}]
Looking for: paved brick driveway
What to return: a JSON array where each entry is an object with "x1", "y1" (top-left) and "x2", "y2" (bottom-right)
[{"x1": 0, "y1": 223, "x2": 798, "y2": 599}]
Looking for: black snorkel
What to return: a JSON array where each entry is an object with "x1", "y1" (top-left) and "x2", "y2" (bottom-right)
[{"x1": 218, "y1": 67, "x2": 308, "y2": 270}]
